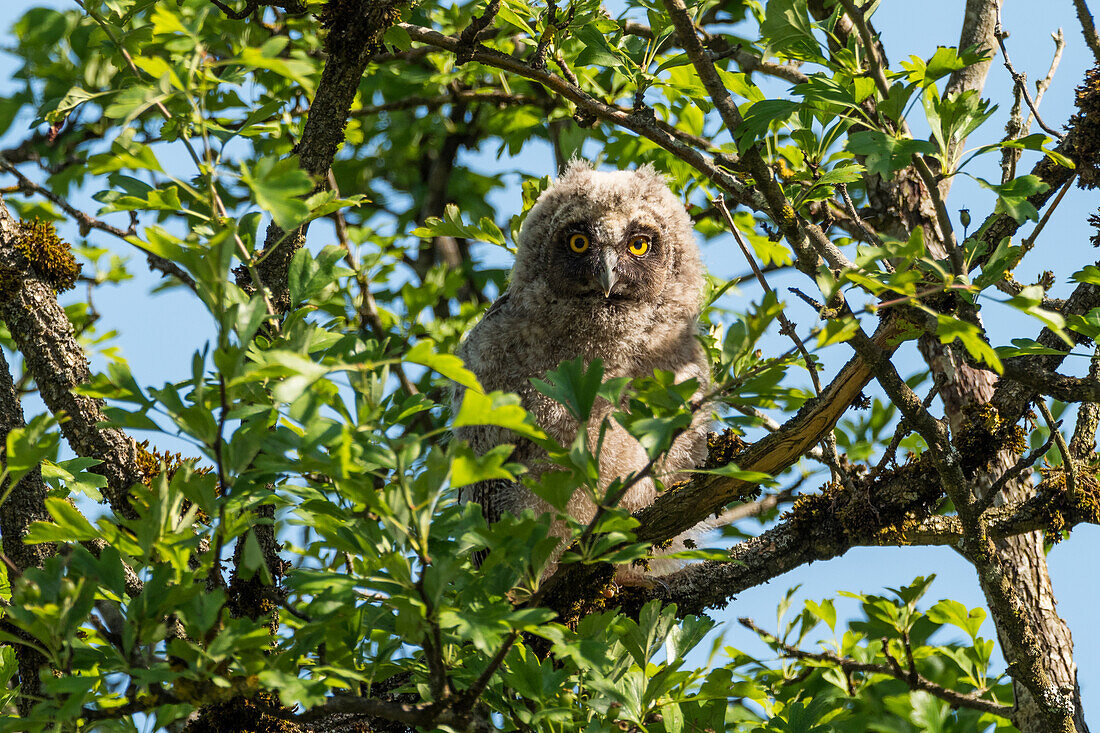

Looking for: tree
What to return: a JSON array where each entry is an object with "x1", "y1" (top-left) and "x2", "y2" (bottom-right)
[{"x1": 0, "y1": 0, "x2": 1097, "y2": 730}]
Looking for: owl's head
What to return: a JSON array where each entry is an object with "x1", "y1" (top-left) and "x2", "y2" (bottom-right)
[{"x1": 511, "y1": 161, "x2": 703, "y2": 314}]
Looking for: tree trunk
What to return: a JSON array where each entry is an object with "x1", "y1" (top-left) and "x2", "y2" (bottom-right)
[{"x1": 921, "y1": 339, "x2": 1087, "y2": 731}]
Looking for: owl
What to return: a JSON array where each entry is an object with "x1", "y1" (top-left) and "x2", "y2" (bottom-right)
[{"x1": 453, "y1": 160, "x2": 711, "y2": 578}]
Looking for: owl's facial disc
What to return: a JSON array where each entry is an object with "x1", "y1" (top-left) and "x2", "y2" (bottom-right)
[{"x1": 551, "y1": 221, "x2": 666, "y2": 303}]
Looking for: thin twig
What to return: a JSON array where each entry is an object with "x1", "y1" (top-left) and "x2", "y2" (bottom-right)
[
  {"x1": 0, "y1": 158, "x2": 197, "y2": 290},
  {"x1": 819, "y1": 430, "x2": 857, "y2": 493},
  {"x1": 1036, "y1": 399, "x2": 1077, "y2": 497},
  {"x1": 714, "y1": 483, "x2": 802, "y2": 526},
  {"x1": 740, "y1": 617, "x2": 1012, "y2": 718},
  {"x1": 869, "y1": 377, "x2": 942, "y2": 481},
  {"x1": 208, "y1": 0, "x2": 305, "y2": 20},
  {"x1": 836, "y1": 181, "x2": 893, "y2": 274},
  {"x1": 911, "y1": 155, "x2": 963, "y2": 274},
  {"x1": 78, "y1": 0, "x2": 279, "y2": 323},
  {"x1": 263, "y1": 589, "x2": 313, "y2": 623},
  {"x1": 399, "y1": 23, "x2": 763, "y2": 211},
  {"x1": 994, "y1": 11, "x2": 1065, "y2": 140},
  {"x1": 1071, "y1": 344, "x2": 1100, "y2": 458},
  {"x1": 788, "y1": 287, "x2": 824, "y2": 312},
  {"x1": 457, "y1": 0, "x2": 502, "y2": 55},
  {"x1": 453, "y1": 630, "x2": 518, "y2": 713},
  {"x1": 207, "y1": 377, "x2": 233, "y2": 590},
  {"x1": 1001, "y1": 83, "x2": 1025, "y2": 183},
  {"x1": 836, "y1": 182, "x2": 888, "y2": 255},
  {"x1": 835, "y1": 0, "x2": 891, "y2": 99},
  {"x1": 714, "y1": 195, "x2": 821, "y2": 395},
  {"x1": 416, "y1": 575, "x2": 453, "y2": 700},
  {"x1": 620, "y1": 20, "x2": 809, "y2": 85},
  {"x1": 325, "y1": 170, "x2": 419, "y2": 397},
  {"x1": 975, "y1": 432, "x2": 1056, "y2": 515},
  {"x1": 1019, "y1": 174, "x2": 1075, "y2": 255},
  {"x1": 1025, "y1": 29, "x2": 1066, "y2": 135}
]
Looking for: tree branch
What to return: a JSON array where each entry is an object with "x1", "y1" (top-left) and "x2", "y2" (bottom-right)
[
  {"x1": 620, "y1": 20, "x2": 809, "y2": 85},
  {"x1": 0, "y1": 195, "x2": 143, "y2": 519},
  {"x1": 242, "y1": 0, "x2": 413, "y2": 311},
  {"x1": 396, "y1": 23, "x2": 764, "y2": 210},
  {"x1": 1072, "y1": 0, "x2": 1100, "y2": 64},
  {"x1": 0, "y1": 157, "x2": 197, "y2": 290},
  {"x1": 739, "y1": 617, "x2": 1013, "y2": 718},
  {"x1": 0, "y1": 348, "x2": 52, "y2": 714}
]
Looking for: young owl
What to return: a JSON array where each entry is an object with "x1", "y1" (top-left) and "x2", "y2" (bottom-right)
[{"x1": 453, "y1": 161, "x2": 710, "y2": 576}]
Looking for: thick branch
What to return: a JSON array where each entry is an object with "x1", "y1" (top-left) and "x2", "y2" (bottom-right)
[
  {"x1": 0, "y1": 348, "x2": 52, "y2": 715},
  {"x1": 1000, "y1": 359, "x2": 1100, "y2": 403},
  {"x1": 0, "y1": 196, "x2": 142, "y2": 519},
  {"x1": 243, "y1": 1, "x2": 411, "y2": 311},
  {"x1": 531, "y1": 319, "x2": 903, "y2": 619},
  {"x1": 947, "y1": 0, "x2": 1001, "y2": 94}
]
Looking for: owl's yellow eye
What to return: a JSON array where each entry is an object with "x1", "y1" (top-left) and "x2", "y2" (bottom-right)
[
  {"x1": 568, "y1": 233, "x2": 590, "y2": 253},
  {"x1": 628, "y1": 235, "x2": 650, "y2": 256}
]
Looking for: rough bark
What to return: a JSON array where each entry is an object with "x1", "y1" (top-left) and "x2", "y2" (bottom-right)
[
  {"x1": 942, "y1": 0, "x2": 1002, "y2": 171},
  {"x1": 0, "y1": 349, "x2": 52, "y2": 715},
  {"x1": 806, "y1": 0, "x2": 1086, "y2": 723},
  {"x1": 0, "y1": 196, "x2": 142, "y2": 520},
  {"x1": 240, "y1": 0, "x2": 411, "y2": 312},
  {"x1": 929, "y1": 341, "x2": 1087, "y2": 731}
]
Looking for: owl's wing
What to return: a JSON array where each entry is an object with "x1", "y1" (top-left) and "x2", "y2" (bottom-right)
[
  {"x1": 480, "y1": 290, "x2": 511, "y2": 321},
  {"x1": 460, "y1": 477, "x2": 518, "y2": 567},
  {"x1": 457, "y1": 292, "x2": 519, "y2": 566}
]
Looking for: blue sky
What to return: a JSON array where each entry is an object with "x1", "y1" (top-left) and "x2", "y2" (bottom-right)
[{"x1": 3, "y1": 0, "x2": 1099, "y2": 725}]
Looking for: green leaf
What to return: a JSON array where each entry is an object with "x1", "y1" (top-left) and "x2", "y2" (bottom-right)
[
  {"x1": 530, "y1": 357, "x2": 604, "y2": 422},
  {"x1": 450, "y1": 443, "x2": 519, "y2": 489},
  {"x1": 411, "y1": 203, "x2": 507, "y2": 247},
  {"x1": 241, "y1": 156, "x2": 313, "y2": 230},
  {"x1": 25, "y1": 498, "x2": 98, "y2": 543},
  {"x1": 994, "y1": 338, "x2": 1068, "y2": 358},
  {"x1": 405, "y1": 340, "x2": 481, "y2": 392},
  {"x1": 902, "y1": 46, "x2": 988, "y2": 88},
  {"x1": 573, "y1": 24, "x2": 627, "y2": 69},
  {"x1": 975, "y1": 174, "x2": 1050, "y2": 224},
  {"x1": 760, "y1": 0, "x2": 824, "y2": 62},
  {"x1": 102, "y1": 84, "x2": 170, "y2": 126},
  {"x1": 974, "y1": 236, "x2": 1020, "y2": 289},
  {"x1": 1068, "y1": 308, "x2": 1100, "y2": 340},
  {"x1": 935, "y1": 315, "x2": 1002, "y2": 373},
  {"x1": 233, "y1": 39, "x2": 317, "y2": 96},
  {"x1": 692, "y1": 463, "x2": 773, "y2": 485},
  {"x1": 453, "y1": 390, "x2": 548, "y2": 441},
  {"x1": 1071, "y1": 264, "x2": 1100, "y2": 286},
  {"x1": 927, "y1": 598, "x2": 986, "y2": 640},
  {"x1": 287, "y1": 245, "x2": 354, "y2": 305},
  {"x1": 804, "y1": 599, "x2": 836, "y2": 632},
  {"x1": 1004, "y1": 285, "x2": 1073, "y2": 346},
  {"x1": 735, "y1": 99, "x2": 800, "y2": 150},
  {"x1": 5, "y1": 414, "x2": 59, "y2": 490},
  {"x1": 817, "y1": 316, "x2": 859, "y2": 347},
  {"x1": 41, "y1": 86, "x2": 112, "y2": 124},
  {"x1": 847, "y1": 130, "x2": 938, "y2": 177}
]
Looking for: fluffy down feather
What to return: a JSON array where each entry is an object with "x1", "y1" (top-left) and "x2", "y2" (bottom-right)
[{"x1": 453, "y1": 161, "x2": 711, "y2": 580}]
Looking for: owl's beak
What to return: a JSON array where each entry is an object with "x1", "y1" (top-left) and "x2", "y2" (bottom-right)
[{"x1": 599, "y1": 249, "x2": 619, "y2": 297}]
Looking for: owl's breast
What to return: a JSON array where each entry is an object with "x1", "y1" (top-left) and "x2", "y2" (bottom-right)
[{"x1": 455, "y1": 286, "x2": 708, "y2": 469}]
